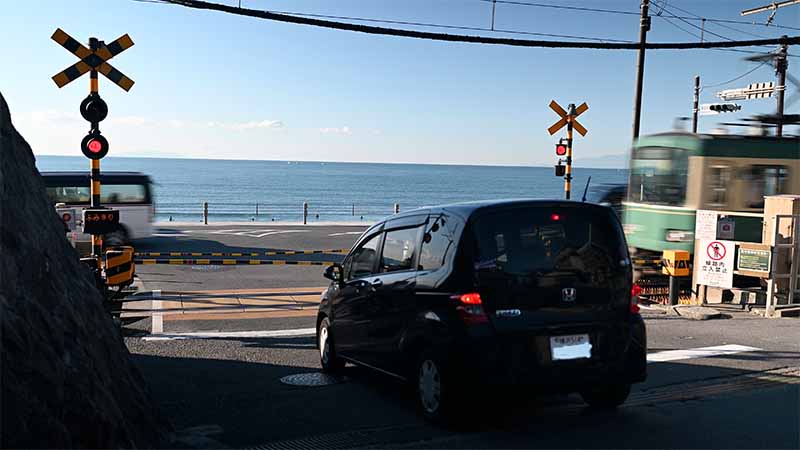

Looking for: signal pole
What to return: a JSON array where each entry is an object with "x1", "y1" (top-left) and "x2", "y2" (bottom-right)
[
  {"x1": 89, "y1": 37, "x2": 103, "y2": 259},
  {"x1": 775, "y1": 38, "x2": 789, "y2": 136},
  {"x1": 692, "y1": 75, "x2": 700, "y2": 133},
  {"x1": 565, "y1": 104, "x2": 575, "y2": 200},
  {"x1": 631, "y1": 0, "x2": 650, "y2": 141}
]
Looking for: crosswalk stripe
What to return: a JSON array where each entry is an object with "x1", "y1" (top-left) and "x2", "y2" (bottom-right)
[
  {"x1": 646, "y1": 344, "x2": 761, "y2": 363},
  {"x1": 142, "y1": 328, "x2": 317, "y2": 341}
]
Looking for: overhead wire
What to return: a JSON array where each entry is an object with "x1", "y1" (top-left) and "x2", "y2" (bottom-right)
[
  {"x1": 655, "y1": 1, "x2": 768, "y2": 39},
  {"x1": 473, "y1": 0, "x2": 800, "y2": 32},
  {"x1": 701, "y1": 60, "x2": 771, "y2": 89},
  {"x1": 148, "y1": 0, "x2": 800, "y2": 51}
]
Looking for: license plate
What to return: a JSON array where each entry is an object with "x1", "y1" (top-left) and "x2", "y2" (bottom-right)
[{"x1": 550, "y1": 334, "x2": 592, "y2": 361}]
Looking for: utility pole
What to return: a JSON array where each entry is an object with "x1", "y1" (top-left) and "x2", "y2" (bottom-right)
[
  {"x1": 631, "y1": 0, "x2": 650, "y2": 142},
  {"x1": 692, "y1": 75, "x2": 700, "y2": 133},
  {"x1": 775, "y1": 38, "x2": 789, "y2": 136}
]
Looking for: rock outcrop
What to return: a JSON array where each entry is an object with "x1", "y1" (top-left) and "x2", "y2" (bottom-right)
[{"x1": 1, "y1": 92, "x2": 169, "y2": 448}]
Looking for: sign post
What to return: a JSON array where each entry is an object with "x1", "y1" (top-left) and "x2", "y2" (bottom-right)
[{"x1": 547, "y1": 100, "x2": 588, "y2": 200}]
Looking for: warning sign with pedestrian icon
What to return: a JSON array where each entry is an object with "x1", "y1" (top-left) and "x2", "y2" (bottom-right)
[{"x1": 698, "y1": 239, "x2": 735, "y2": 289}]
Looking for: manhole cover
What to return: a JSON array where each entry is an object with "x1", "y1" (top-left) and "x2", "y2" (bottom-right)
[{"x1": 280, "y1": 372, "x2": 346, "y2": 387}]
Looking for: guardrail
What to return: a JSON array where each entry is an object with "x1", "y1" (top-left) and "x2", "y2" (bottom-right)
[
  {"x1": 134, "y1": 258, "x2": 337, "y2": 266},
  {"x1": 157, "y1": 201, "x2": 404, "y2": 224},
  {"x1": 134, "y1": 249, "x2": 348, "y2": 257}
]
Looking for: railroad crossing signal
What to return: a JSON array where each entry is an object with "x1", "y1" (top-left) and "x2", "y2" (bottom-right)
[
  {"x1": 51, "y1": 28, "x2": 135, "y2": 91},
  {"x1": 547, "y1": 100, "x2": 588, "y2": 200},
  {"x1": 547, "y1": 100, "x2": 588, "y2": 137}
]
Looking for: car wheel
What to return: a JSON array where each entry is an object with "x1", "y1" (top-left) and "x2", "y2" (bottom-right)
[
  {"x1": 580, "y1": 383, "x2": 631, "y2": 409},
  {"x1": 417, "y1": 350, "x2": 461, "y2": 424},
  {"x1": 318, "y1": 317, "x2": 345, "y2": 373},
  {"x1": 104, "y1": 226, "x2": 129, "y2": 248}
]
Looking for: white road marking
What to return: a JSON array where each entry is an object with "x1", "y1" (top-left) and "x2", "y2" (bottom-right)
[
  {"x1": 234, "y1": 229, "x2": 274, "y2": 236},
  {"x1": 143, "y1": 327, "x2": 316, "y2": 341},
  {"x1": 328, "y1": 231, "x2": 363, "y2": 237},
  {"x1": 254, "y1": 230, "x2": 310, "y2": 237},
  {"x1": 647, "y1": 344, "x2": 761, "y2": 363},
  {"x1": 209, "y1": 229, "x2": 249, "y2": 234}
]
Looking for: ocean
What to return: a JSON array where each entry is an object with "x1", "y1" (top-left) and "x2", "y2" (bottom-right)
[{"x1": 35, "y1": 155, "x2": 629, "y2": 223}]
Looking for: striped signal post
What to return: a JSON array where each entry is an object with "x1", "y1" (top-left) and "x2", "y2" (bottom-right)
[
  {"x1": 51, "y1": 29, "x2": 136, "y2": 296},
  {"x1": 547, "y1": 101, "x2": 588, "y2": 200},
  {"x1": 89, "y1": 38, "x2": 103, "y2": 258}
]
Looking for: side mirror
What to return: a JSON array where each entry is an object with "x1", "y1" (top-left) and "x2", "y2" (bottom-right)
[{"x1": 324, "y1": 264, "x2": 343, "y2": 284}]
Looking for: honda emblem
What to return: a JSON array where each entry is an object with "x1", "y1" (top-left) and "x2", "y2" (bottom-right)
[{"x1": 562, "y1": 288, "x2": 576, "y2": 302}]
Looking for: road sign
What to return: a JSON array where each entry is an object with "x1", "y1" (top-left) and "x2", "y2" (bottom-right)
[
  {"x1": 737, "y1": 247, "x2": 771, "y2": 273},
  {"x1": 51, "y1": 28, "x2": 135, "y2": 91},
  {"x1": 717, "y1": 82, "x2": 780, "y2": 101},
  {"x1": 82, "y1": 208, "x2": 120, "y2": 235},
  {"x1": 547, "y1": 100, "x2": 588, "y2": 136},
  {"x1": 697, "y1": 239, "x2": 735, "y2": 289},
  {"x1": 746, "y1": 82, "x2": 775, "y2": 99}
]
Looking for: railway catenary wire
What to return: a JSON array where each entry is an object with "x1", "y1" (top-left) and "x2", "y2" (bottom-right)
[{"x1": 147, "y1": 0, "x2": 800, "y2": 51}]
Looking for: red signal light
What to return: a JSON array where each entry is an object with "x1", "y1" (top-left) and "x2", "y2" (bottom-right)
[
  {"x1": 555, "y1": 144, "x2": 568, "y2": 156},
  {"x1": 87, "y1": 139, "x2": 103, "y2": 153}
]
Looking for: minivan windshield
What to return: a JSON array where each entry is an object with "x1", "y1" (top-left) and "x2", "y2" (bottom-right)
[{"x1": 472, "y1": 206, "x2": 628, "y2": 278}]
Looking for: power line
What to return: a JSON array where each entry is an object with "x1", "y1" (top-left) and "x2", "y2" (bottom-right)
[
  {"x1": 243, "y1": 8, "x2": 633, "y2": 43},
  {"x1": 151, "y1": 0, "x2": 800, "y2": 51},
  {"x1": 701, "y1": 60, "x2": 770, "y2": 89},
  {"x1": 653, "y1": 1, "x2": 735, "y2": 41},
  {"x1": 474, "y1": 0, "x2": 800, "y2": 32},
  {"x1": 475, "y1": 0, "x2": 639, "y2": 16},
  {"x1": 655, "y1": 0, "x2": 768, "y2": 39}
]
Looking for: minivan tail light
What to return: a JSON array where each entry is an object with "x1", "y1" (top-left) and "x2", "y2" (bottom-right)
[
  {"x1": 451, "y1": 292, "x2": 489, "y2": 325},
  {"x1": 457, "y1": 293, "x2": 482, "y2": 305}
]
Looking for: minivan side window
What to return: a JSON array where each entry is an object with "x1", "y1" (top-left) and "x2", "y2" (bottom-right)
[
  {"x1": 345, "y1": 233, "x2": 382, "y2": 280},
  {"x1": 418, "y1": 215, "x2": 455, "y2": 271},
  {"x1": 381, "y1": 227, "x2": 419, "y2": 273}
]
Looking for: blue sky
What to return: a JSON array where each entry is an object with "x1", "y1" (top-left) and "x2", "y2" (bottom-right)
[{"x1": 1, "y1": 0, "x2": 797, "y2": 165}]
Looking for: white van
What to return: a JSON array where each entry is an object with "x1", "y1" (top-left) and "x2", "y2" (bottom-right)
[{"x1": 43, "y1": 171, "x2": 155, "y2": 245}]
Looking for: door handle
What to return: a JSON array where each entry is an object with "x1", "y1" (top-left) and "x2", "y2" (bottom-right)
[{"x1": 371, "y1": 278, "x2": 383, "y2": 288}]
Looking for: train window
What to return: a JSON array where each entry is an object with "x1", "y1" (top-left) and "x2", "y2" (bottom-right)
[
  {"x1": 743, "y1": 165, "x2": 789, "y2": 208},
  {"x1": 707, "y1": 166, "x2": 730, "y2": 207},
  {"x1": 628, "y1": 147, "x2": 688, "y2": 205}
]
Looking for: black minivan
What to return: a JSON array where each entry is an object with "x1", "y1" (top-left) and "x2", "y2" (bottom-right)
[{"x1": 316, "y1": 200, "x2": 646, "y2": 421}]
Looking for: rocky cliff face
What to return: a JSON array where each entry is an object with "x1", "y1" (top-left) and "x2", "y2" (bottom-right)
[{"x1": 0, "y1": 92, "x2": 169, "y2": 448}]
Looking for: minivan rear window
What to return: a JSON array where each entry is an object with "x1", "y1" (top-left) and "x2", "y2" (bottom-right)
[{"x1": 472, "y1": 206, "x2": 627, "y2": 276}]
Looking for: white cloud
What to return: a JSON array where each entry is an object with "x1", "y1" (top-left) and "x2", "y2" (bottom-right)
[
  {"x1": 320, "y1": 126, "x2": 351, "y2": 135},
  {"x1": 206, "y1": 119, "x2": 284, "y2": 130},
  {"x1": 107, "y1": 116, "x2": 150, "y2": 126}
]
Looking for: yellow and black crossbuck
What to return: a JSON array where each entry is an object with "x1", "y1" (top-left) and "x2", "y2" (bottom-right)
[{"x1": 51, "y1": 28, "x2": 135, "y2": 91}]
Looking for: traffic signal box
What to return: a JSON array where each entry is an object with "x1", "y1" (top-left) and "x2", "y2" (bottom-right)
[{"x1": 662, "y1": 250, "x2": 691, "y2": 277}]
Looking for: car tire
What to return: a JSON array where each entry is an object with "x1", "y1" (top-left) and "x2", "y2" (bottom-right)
[
  {"x1": 580, "y1": 383, "x2": 632, "y2": 409},
  {"x1": 318, "y1": 317, "x2": 345, "y2": 373},
  {"x1": 104, "y1": 226, "x2": 129, "y2": 248},
  {"x1": 416, "y1": 350, "x2": 462, "y2": 424}
]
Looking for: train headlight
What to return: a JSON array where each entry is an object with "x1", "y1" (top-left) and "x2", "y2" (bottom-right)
[{"x1": 665, "y1": 229, "x2": 694, "y2": 242}]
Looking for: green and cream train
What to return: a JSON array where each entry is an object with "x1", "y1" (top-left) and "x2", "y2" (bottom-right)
[{"x1": 623, "y1": 132, "x2": 800, "y2": 268}]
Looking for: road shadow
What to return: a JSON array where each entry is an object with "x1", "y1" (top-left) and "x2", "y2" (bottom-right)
[
  {"x1": 134, "y1": 236, "x2": 349, "y2": 260},
  {"x1": 130, "y1": 341, "x2": 799, "y2": 449}
]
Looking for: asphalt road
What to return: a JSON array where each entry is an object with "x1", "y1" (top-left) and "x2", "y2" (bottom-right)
[{"x1": 124, "y1": 224, "x2": 800, "y2": 449}]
